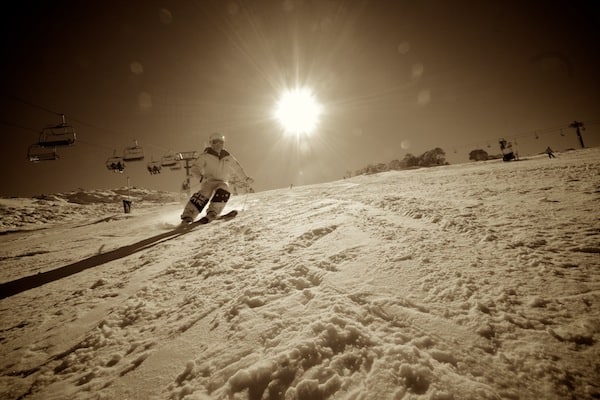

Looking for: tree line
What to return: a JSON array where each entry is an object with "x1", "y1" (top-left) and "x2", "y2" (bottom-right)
[
  {"x1": 347, "y1": 146, "x2": 516, "y2": 179},
  {"x1": 349, "y1": 147, "x2": 449, "y2": 177}
]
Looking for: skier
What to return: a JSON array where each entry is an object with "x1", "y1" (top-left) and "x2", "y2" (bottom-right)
[
  {"x1": 546, "y1": 146, "x2": 555, "y2": 159},
  {"x1": 499, "y1": 139, "x2": 516, "y2": 161},
  {"x1": 180, "y1": 132, "x2": 253, "y2": 224}
]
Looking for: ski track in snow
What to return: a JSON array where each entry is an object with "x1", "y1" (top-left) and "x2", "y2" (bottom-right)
[{"x1": 1, "y1": 149, "x2": 599, "y2": 399}]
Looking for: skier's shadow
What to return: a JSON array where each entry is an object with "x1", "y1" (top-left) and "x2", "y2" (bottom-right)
[{"x1": 0, "y1": 228, "x2": 186, "y2": 300}]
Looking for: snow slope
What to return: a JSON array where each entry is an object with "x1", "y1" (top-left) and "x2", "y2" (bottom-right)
[{"x1": 1, "y1": 148, "x2": 599, "y2": 400}]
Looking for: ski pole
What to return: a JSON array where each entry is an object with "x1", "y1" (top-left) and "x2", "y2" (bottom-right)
[{"x1": 241, "y1": 190, "x2": 249, "y2": 211}]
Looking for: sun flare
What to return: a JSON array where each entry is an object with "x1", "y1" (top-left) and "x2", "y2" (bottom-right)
[{"x1": 274, "y1": 87, "x2": 322, "y2": 136}]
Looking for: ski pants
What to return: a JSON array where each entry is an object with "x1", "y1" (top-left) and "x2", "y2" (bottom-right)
[{"x1": 181, "y1": 179, "x2": 230, "y2": 221}]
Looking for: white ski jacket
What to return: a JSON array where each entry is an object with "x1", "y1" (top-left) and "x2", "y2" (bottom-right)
[{"x1": 190, "y1": 147, "x2": 249, "y2": 183}]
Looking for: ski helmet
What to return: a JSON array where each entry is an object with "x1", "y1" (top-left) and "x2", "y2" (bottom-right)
[{"x1": 209, "y1": 132, "x2": 225, "y2": 143}]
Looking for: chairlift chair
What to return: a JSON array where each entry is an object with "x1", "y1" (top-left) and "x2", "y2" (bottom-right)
[
  {"x1": 160, "y1": 153, "x2": 179, "y2": 167},
  {"x1": 178, "y1": 151, "x2": 199, "y2": 160},
  {"x1": 28, "y1": 144, "x2": 59, "y2": 162},
  {"x1": 106, "y1": 155, "x2": 125, "y2": 172},
  {"x1": 147, "y1": 160, "x2": 162, "y2": 175},
  {"x1": 38, "y1": 114, "x2": 76, "y2": 147},
  {"x1": 123, "y1": 141, "x2": 145, "y2": 161}
]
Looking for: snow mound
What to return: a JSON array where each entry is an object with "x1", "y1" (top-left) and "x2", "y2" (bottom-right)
[{"x1": 0, "y1": 188, "x2": 179, "y2": 232}]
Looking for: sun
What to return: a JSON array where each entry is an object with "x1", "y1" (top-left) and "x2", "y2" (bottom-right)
[{"x1": 274, "y1": 87, "x2": 322, "y2": 136}]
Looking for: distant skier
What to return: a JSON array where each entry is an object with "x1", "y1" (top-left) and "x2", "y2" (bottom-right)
[
  {"x1": 180, "y1": 133, "x2": 253, "y2": 224},
  {"x1": 499, "y1": 139, "x2": 516, "y2": 162},
  {"x1": 546, "y1": 146, "x2": 555, "y2": 159}
]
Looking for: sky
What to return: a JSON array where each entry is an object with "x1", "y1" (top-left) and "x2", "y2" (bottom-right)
[{"x1": 1, "y1": 0, "x2": 599, "y2": 197}]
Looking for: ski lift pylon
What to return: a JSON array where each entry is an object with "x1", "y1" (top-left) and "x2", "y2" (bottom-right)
[
  {"x1": 28, "y1": 144, "x2": 59, "y2": 162},
  {"x1": 123, "y1": 140, "x2": 145, "y2": 161},
  {"x1": 38, "y1": 114, "x2": 76, "y2": 147}
]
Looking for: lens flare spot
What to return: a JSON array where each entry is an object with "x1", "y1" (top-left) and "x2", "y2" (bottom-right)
[
  {"x1": 417, "y1": 90, "x2": 431, "y2": 105},
  {"x1": 138, "y1": 92, "x2": 152, "y2": 110},
  {"x1": 130, "y1": 61, "x2": 144, "y2": 75},
  {"x1": 412, "y1": 63, "x2": 424, "y2": 79},
  {"x1": 397, "y1": 41, "x2": 411, "y2": 55},
  {"x1": 159, "y1": 8, "x2": 172, "y2": 24}
]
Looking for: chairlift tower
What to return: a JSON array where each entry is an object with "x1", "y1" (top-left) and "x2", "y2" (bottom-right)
[
  {"x1": 568, "y1": 121, "x2": 585, "y2": 148},
  {"x1": 177, "y1": 151, "x2": 199, "y2": 196}
]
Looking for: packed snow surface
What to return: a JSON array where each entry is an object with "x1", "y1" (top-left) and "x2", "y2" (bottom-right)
[{"x1": 1, "y1": 148, "x2": 599, "y2": 400}]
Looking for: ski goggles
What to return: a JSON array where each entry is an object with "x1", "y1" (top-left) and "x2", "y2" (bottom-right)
[{"x1": 211, "y1": 139, "x2": 224, "y2": 145}]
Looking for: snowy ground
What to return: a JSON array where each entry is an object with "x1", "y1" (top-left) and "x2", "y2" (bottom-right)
[{"x1": 1, "y1": 148, "x2": 599, "y2": 400}]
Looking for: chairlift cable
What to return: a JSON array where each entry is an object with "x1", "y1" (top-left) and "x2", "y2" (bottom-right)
[
  {"x1": 5, "y1": 95, "x2": 172, "y2": 153},
  {"x1": 8, "y1": 95, "x2": 181, "y2": 170},
  {"x1": 76, "y1": 138, "x2": 113, "y2": 151},
  {"x1": 457, "y1": 119, "x2": 597, "y2": 152},
  {"x1": 7, "y1": 94, "x2": 63, "y2": 116},
  {"x1": 0, "y1": 119, "x2": 38, "y2": 134}
]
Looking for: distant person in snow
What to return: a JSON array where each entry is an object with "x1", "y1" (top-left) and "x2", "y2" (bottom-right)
[
  {"x1": 546, "y1": 146, "x2": 555, "y2": 159},
  {"x1": 180, "y1": 132, "x2": 253, "y2": 224},
  {"x1": 499, "y1": 139, "x2": 516, "y2": 162}
]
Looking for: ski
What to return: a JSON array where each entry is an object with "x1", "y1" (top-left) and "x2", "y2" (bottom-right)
[{"x1": 178, "y1": 210, "x2": 238, "y2": 231}]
